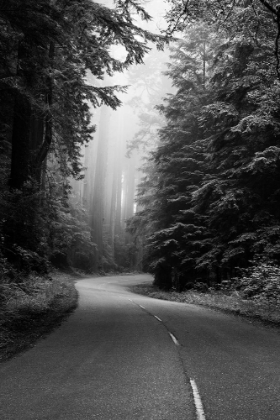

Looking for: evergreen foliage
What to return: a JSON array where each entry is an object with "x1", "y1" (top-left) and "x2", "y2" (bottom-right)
[
  {"x1": 130, "y1": 3, "x2": 280, "y2": 291},
  {"x1": 0, "y1": 0, "x2": 163, "y2": 277}
]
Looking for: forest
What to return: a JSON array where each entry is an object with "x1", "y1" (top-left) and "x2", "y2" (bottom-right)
[
  {"x1": 1, "y1": 0, "x2": 280, "y2": 303},
  {"x1": 128, "y1": 0, "x2": 280, "y2": 298}
]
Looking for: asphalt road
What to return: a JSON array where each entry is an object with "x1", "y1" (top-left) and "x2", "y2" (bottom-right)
[{"x1": 1, "y1": 274, "x2": 280, "y2": 420}]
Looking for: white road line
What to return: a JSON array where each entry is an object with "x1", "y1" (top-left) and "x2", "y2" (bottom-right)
[
  {"x1": 190, "y1": 378, "x2": 206, "y2": 420},
  {"x1": 139, "y1": 305, "x2": 145, "y2": 310},
  {"x1": 169, "y1": 332, "x2": 180, "y2": 346},
  {"x1": 154, "y1": 315, "x2": 162, "y2": 322}
]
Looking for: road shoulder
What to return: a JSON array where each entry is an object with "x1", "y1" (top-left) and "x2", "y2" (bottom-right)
[{"x1": 0, "y1": 270, "x2": 80, "y2": 363}]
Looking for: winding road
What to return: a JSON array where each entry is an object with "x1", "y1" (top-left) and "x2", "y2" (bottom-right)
[{"x1": 1, "y1": 274, "x2": 280, "y2": 419}]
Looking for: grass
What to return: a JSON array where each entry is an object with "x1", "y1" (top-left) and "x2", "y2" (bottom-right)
[
  {"x1": 0, "y1": 270, "x2": 80, "y2": 362},
  {"x1": 132, "y1": 283, "x2": 280, "y2": 328}
]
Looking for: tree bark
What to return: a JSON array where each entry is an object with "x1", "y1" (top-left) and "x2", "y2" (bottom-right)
[
  {"x1": 35, "y1": 42, "x2": 55, "y2": 171},
  {"x1": 9, "y1": 91, "x2": 32, "y2": 189},
  {"x1": 90, "y1": 105, "x2": 111, "y2": 270}
]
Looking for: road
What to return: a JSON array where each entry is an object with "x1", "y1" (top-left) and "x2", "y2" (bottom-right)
[{"x1": 1, "y1": 274, "x2": 280, "y2": 420}]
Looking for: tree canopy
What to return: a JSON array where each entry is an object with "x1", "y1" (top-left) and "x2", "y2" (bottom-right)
[
  {"x1": 128, "y1": 1, "x2": 280, "y2": 290},
  {"x1": 2, "y1": 0, "x2": 280, "y2": 288},
  {"x1": 0, "y1": 0, "x2": 164, "y2": 275}
]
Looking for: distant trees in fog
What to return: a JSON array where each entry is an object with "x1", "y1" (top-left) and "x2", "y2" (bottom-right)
[{"x1": 0, "y1": 0, "x2": 163, "y2": 276}]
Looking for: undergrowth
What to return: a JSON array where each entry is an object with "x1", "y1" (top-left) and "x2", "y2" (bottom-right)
[
  {"x1": 132, "y1": 284, "x2": 280, "y2": 326},
  {"x1": 0, "y1": 271, "x2": 78, "y2": 362},
  {"x1": 132, "y1": 261, "x2": 280, "y2": 326}
]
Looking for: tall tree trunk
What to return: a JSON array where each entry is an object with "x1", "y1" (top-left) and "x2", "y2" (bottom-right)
[
  {"x1": 90, "y1": 105, "x2": 111, "y2": 270},
  {"x1": 9, "y1": 91, "x2": 32, "y2": 189},
  {"x1": 35, "y1": 42, "x2": 54, "y2": 175},
  {"x1": 30, "y1": 112, "x2": 45, "y2": 183},
  {"x1": 10, "y1": 40, "x2": 54, "y2": 189},
  {"x1": 123, "y1": 157, "x2": 136, "y2": 222}
]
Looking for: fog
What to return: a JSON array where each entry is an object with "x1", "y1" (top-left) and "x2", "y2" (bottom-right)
[{"x1": 70, "y1": 0, "x2": 173, "y2": 271}]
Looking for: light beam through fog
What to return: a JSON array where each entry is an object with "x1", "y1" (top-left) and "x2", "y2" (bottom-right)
[{"x1": 71, "y1": 0, "x2": 173, "y2": 271}]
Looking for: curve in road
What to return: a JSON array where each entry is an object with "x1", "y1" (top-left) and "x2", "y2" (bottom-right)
[{"x1": 1, "y1": 274, "x2": 280, "y2": 420}]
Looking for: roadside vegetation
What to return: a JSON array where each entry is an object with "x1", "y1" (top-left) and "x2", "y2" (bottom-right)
[
  {"x1": 0, "y1": 1, "x2": 162, "y2": 362},
  {"x1": 133, "y1": 261, "x2": 280, "y2": 327},
  {"x1": 2, "y1": 1, "x2": 280, "y2": 360},
  {"x1": 128, "y1": 3, "x2": 280, "y2": 306},
  {"x1": 0, "y1": 270, "x2": 78, "y2": 362}
]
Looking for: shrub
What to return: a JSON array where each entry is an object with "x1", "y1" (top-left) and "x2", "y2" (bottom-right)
[
  {"x1": 239, "y1": 261, "x2": 280, "y2": 303},
  {"x1": 194, "y1": 281, "x2": 209, "y2": 293}
]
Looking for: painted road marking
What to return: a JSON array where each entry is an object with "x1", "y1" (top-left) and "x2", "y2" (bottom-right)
[
  {"x1": 128, "y1": 299, "x2": 206, "y2": 419},
  {"x1": 190, "y1": 379, "x2": 206, "y2": 420},
  {"x1": 128, "y1": 300, "x2": 146, "y2": 311},
  {"x1": 169, "y1": 332, "x2": 180, "y2": 346}
]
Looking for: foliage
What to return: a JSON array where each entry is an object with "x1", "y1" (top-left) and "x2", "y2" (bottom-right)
[
  {"x1": 238, "y1": 261, "x2": 280, "y2": 303},
  {"x1": 0, "y1": 160, "x2": 97, "y2": 277},
  {"x1": 0, "y1": 0, "x2": 164, "y2": 277},
  {"x1": 129, "y1": 23, "x2": 219, "y2": 288},
  {"x1": 0, "y1": 272, "x2": 77, "y2": 361},
  {"x1": 133, "y1": 281, "x2": 280, "y2": 325},
  {"x1": 129, "y1": 5, "x2": 280, "y2": 291},
  {"x1": 0, "y1": 0, "x2": 165, "y2": 186},
  {"x1": 102, "y1": 233, "x2": 138, "y2": 272}
]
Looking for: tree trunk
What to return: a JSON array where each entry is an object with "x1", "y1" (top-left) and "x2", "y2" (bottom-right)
[
  {"x1": 35, "y1": 42, "x2": 54, "y2": 173},
  {"x1": 9, "y1": 91, "x2": 32, "y2": 189},
  {"x1": 90, "y1": 105, "x2": 111, "y2": 271}
]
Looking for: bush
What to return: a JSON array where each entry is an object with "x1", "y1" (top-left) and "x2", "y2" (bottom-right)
[
  {"x1": 49, "y1": 250, "x2": 69, "y2": 269},
  {"x1": 185, "y1": 281, "x2": 195, "y2": 290},
  {"x1": 11, "y1": 245, "x2": 49, "y2": 274},
  {"x1": 239, "y1": 261, "x2": 280, "y2": 303},
  {"x1": 194, "y1": 281, "x2": 209, "y2": 293}
]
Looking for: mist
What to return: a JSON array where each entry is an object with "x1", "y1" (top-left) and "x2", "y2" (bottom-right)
[{"x1": 71, "y1": 0, "x2": 173, "y2": 272}]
